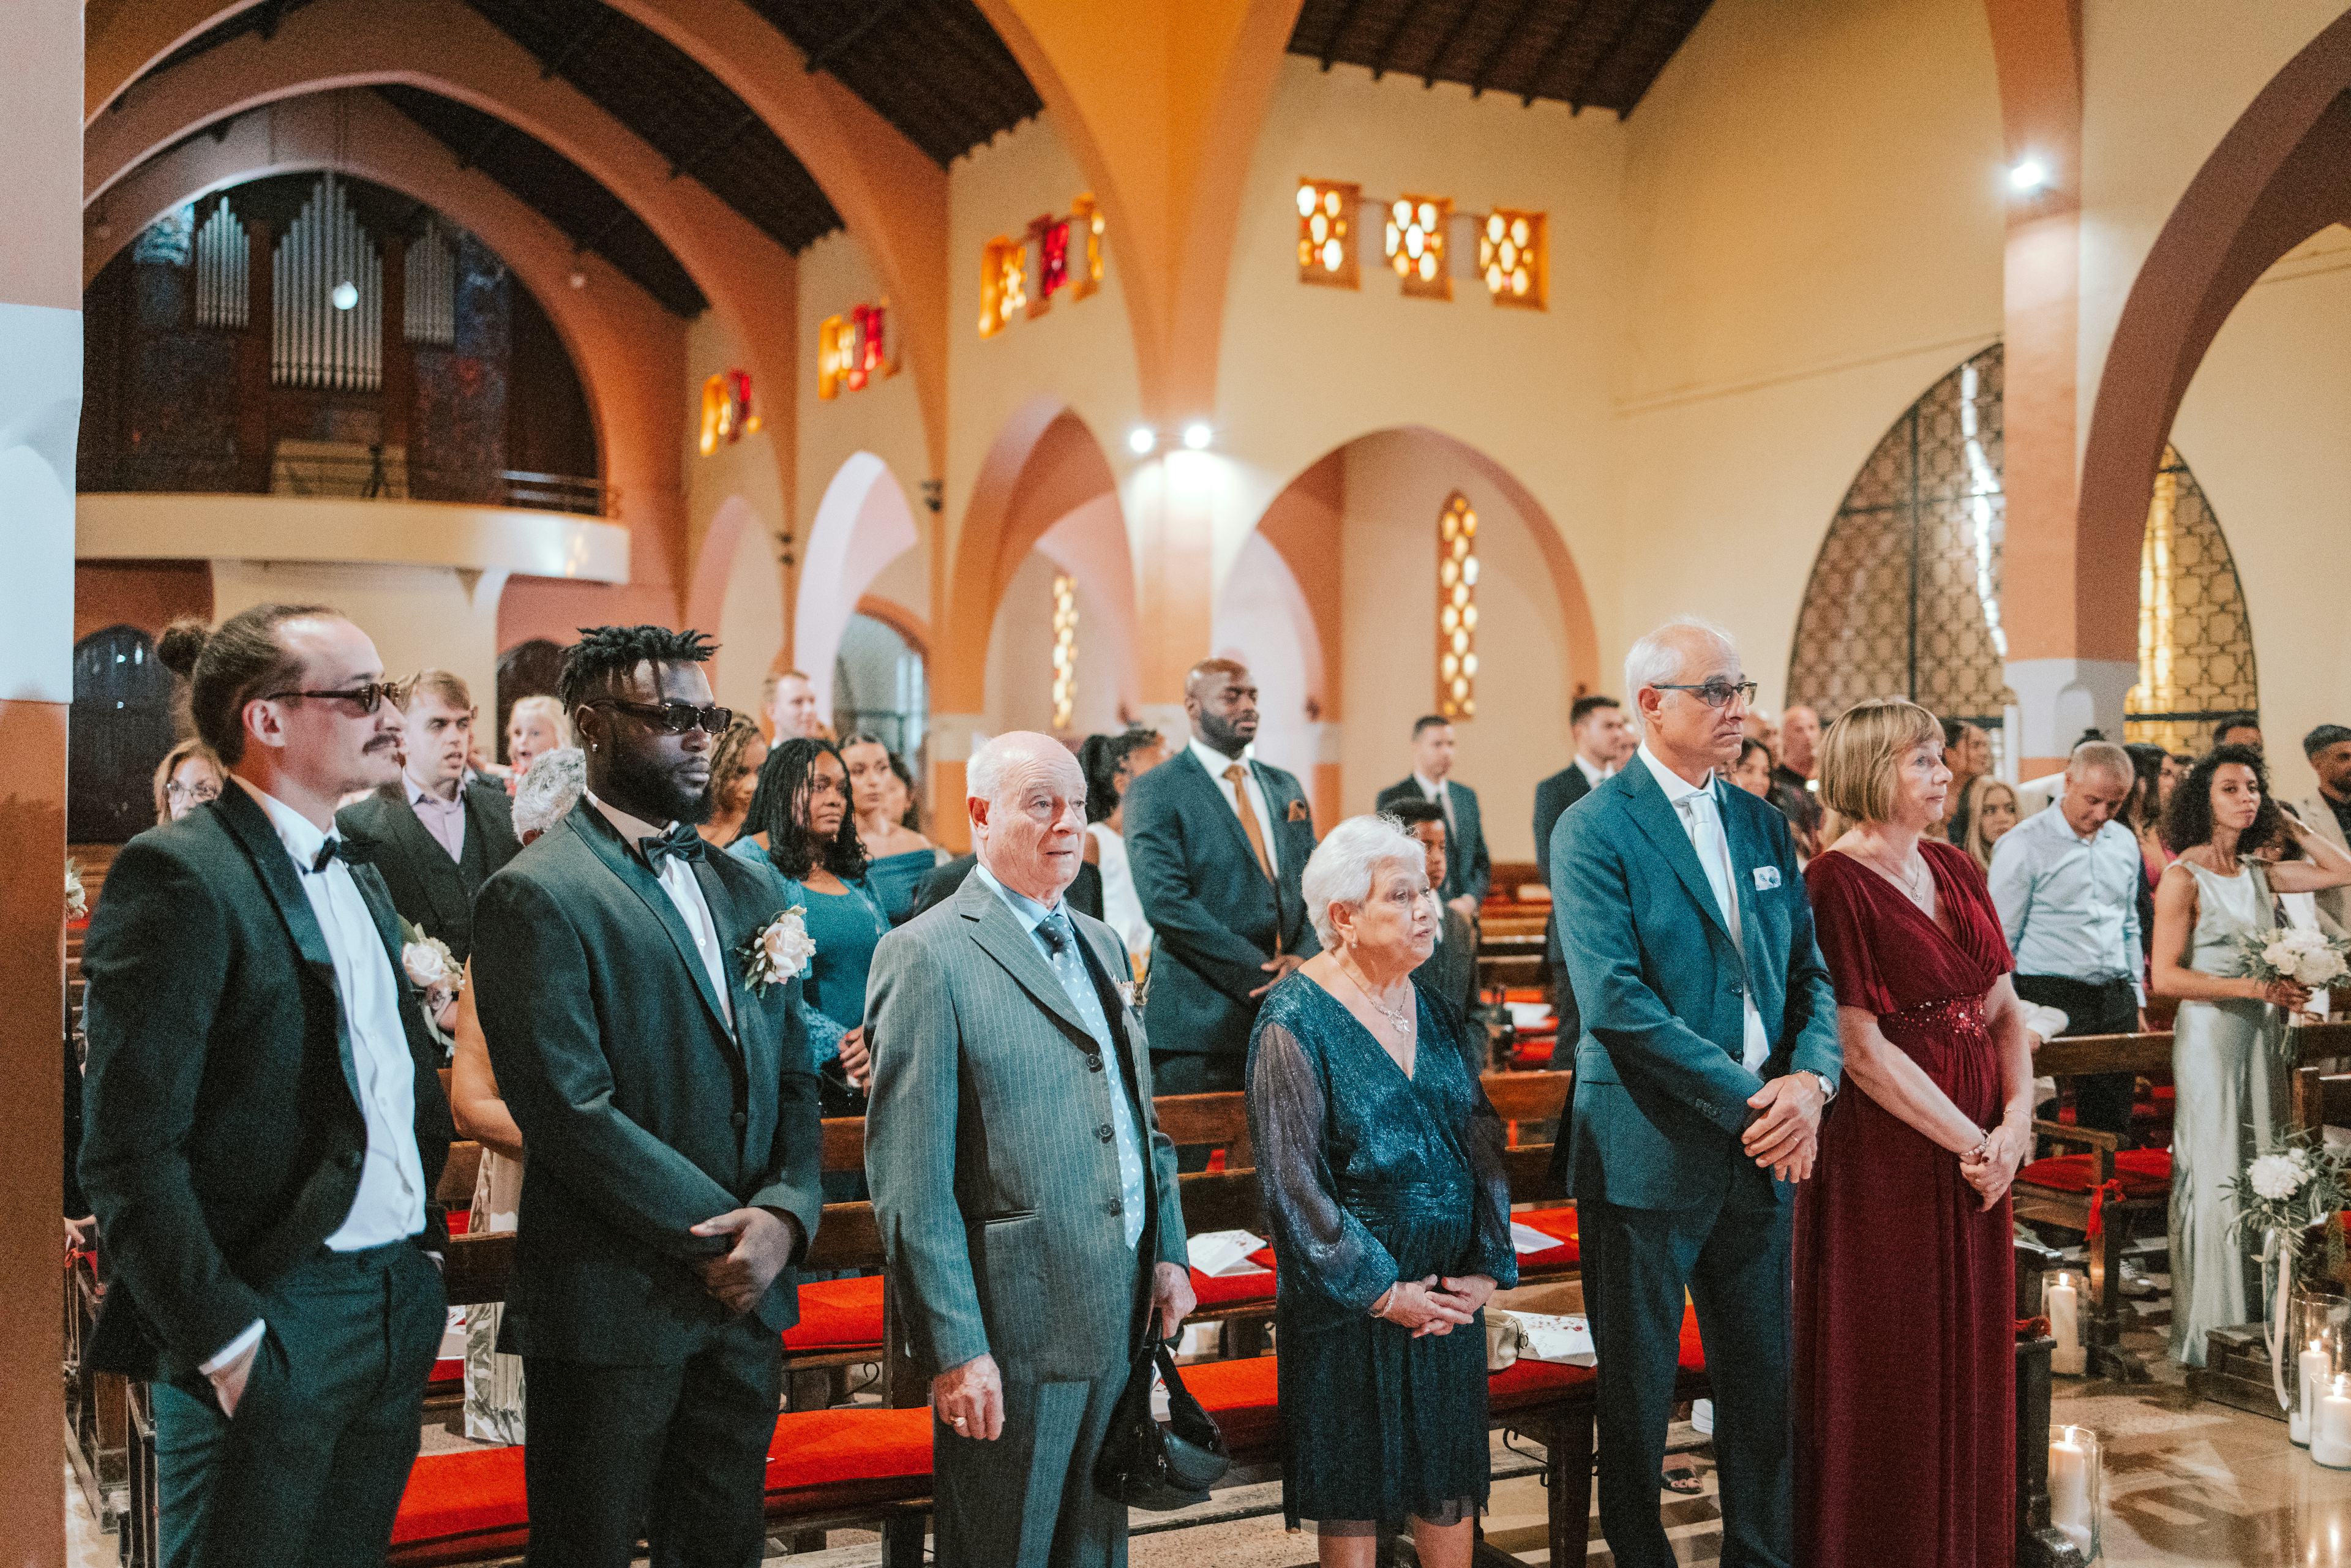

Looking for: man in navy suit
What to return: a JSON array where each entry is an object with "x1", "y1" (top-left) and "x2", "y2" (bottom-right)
[
  {"x1": 1374, "y1": 715, "x2": 1489, "y2": 912},
  {"x1": 1551, "y1": 620, "x2": 1841, "y2": 1568},
  {"x1": 1125, "y1": 658, "x2": 1318, "y2": 1099},
  {"x1": 1531, "y1": 694, "x2": 1632, "y2": 1043}
]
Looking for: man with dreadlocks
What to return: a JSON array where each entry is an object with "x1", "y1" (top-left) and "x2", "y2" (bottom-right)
[{"x1": 469, "y1": 625, "x2": 825, "y2": 1568}]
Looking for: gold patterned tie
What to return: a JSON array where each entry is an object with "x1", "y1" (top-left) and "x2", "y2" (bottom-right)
[{"x1": 1224, "y1": 763, "x2": 1275, "y2": 883}]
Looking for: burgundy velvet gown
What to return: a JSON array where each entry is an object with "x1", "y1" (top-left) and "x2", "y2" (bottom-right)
[{"x1": 1796, "y1": 841, "x2": 2016, "y2": 1568}]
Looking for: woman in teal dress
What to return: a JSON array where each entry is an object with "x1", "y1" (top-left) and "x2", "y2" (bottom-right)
[
  {"x1": 840, "y1": 732, "x2": 941, "y2": 925},
  {"x1": 729, "y1": 738, "x2": 890, "y2": 1133},
  {"x1": 1248, "y1": 816, "x2": 1516, "y2": 1567},
  {"x1": 2152, "y1": 743, "x2": 2351, "y2": 1365}
]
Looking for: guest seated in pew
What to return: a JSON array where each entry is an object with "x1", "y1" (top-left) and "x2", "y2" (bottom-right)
[
  {"x1": 730, "y1": 737, "x2": 887, "y2": 1120},
  {"x1": 86, "y1": 604, "x2": 454, "y2": 1568},
  {"x1": 1384, "y1": 797, "x2": 1480, "y2": 1017},
  {"x1": 1247, "y1": 814, "x2": 1515, "y2": 1568},
  {"x1": 842, "y1": 732, "x2": 943, "y2": 925},
  {"x1": 446, "y1": 745, "x2": 585, "y2": 1446},
  {"x1": 470, "y1": 626, "x2": 824, "y2": 1568},
  {"x1": 2153, "y1": 743, "x2": 2351, "y2": 1366},
  {"x1": 1796, "y1": 700, "x2": 2034, "y2": 1568},
  {"x1": 866, "y1": 731, "x2": 1193, "y2": 1568},
  {"x1": 151, "y1": 735, "x2": 225, "y2": 824}
]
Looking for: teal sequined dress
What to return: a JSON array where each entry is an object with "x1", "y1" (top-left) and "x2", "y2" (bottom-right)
[{"x1": 1247, "y1": 973, "x2": 1518, "y2": 1529}]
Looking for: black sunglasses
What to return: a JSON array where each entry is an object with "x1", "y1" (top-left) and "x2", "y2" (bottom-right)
[
  {"x1": 580, "y1": 698, "x2": 735, "y2": 736},
  {"x1": 261, "y1": 681, "x2": 401, "y2": 713}
]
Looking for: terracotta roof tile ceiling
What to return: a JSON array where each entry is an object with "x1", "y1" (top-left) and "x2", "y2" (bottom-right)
[
  {"x1": 1289, "y1": 0, "x2": 1713, "y2": 113},
  {"x1": 373, "y1": 85, "x2": 709, "y2": 317}
]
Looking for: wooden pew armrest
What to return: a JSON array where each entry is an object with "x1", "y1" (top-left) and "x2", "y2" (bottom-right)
[{"x1": 2030, "y1": 1119, "x2": 2120, "y2": 1153}]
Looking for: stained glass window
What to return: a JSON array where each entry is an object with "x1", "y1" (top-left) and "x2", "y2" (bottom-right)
[
  {"x1": 1437, "y1": 494, "x2": 1479, "y2": 719},
  {"x1": 978, "y1": 236, "x2": 1026, "y2": 337},
  {"x1": 1073, "y1": 194, "x2": 1104, "y2": 299},
  {"x1": 1385, "y1": 195, "x2": 1450, "y2": 301},
  {"x1": 1788, "y1": 343, "x2": 2255, "y2": 762},
  {"x1": 1479, "y1": 209, "x2": 1544, "y2": 309},
  {"x1": 1051, "y1": 572, "x2": 1078, "y2": 732},
  {"x1": 1297, "y1": 179, "x2": 1360, "y2": 288}
]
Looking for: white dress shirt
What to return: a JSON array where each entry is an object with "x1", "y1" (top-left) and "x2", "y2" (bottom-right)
[
  {"x1": 1573, "y1": 754, "x2": 1614, "y2": 791},
  {"x1": 208, "y1": 779, "x2": 429, "y2": 1376},
  {"x1": 588, "y1": 792, "x2": 733, "y2": 1028},
  {"x1": 1189, "y1": 737, "x2": 1280, "y2": 876},
  {"x1": 1414, "y1": 771, "x2": 1458, "y2": 833},
  {"x1": 1636, "y1": 745, "x2": 1771, "y2": 1073}
]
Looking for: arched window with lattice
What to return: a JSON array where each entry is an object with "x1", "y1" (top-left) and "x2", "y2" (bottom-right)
[
  {"x1": 1787, "y1": 345, "x2": 2254, "y2": 763},
  {"x1": 1437, "y1": 493, "x2": 1479, "y2": 719}
]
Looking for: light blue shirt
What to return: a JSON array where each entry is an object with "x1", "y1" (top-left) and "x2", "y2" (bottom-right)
[
  {"x1": 973, "y1": 863, "x2": 1147, "y2": 1249},
  {"x1": 1988, "y1": 802, "x2": 2147, "y2": 1003}
]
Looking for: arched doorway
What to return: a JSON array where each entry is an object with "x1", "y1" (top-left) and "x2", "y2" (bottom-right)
[
  {"x1": 795, "y1": 455, "x2": 921, "y2": 723},
  {"x1": 1790, "y1": 345, "x2": 2256, "y2": 762},
  {"x1": 833, "y1": 612, "x2": 929, "y2": 764},
  {"x1": 69, "y1": 626, "x2": 176, "y2": 842}
]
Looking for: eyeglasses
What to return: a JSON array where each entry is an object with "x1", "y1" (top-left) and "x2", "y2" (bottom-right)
[
  {"x1": 580, "y1": 699, "x2": 735, "y2": 735},
  {"x1": 1653, "y1": 680, "x2": 1758, "y2": 710},
  {"x1": 165, "y1": 780, "x2": 222, "y2": 804},
  {"x1": 260, "y1": 681, "x2": 402, "y2": 713}
]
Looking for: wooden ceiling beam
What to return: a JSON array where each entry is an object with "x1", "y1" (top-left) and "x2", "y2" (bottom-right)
[
  {"x1": 1466, "y1": 0, "x2": 1542, "y2": 96},
  {"x1": 1517, "y1": 0, "x2": 1593, "y2": 106},
  {"x1": 1318, "y1": 0, "x2": 1370, "y2": 68},
  {"x1": 1367, "y1": 1, "x2": 1418, "y2": 81},
  {"x1": 1570, "y1": 0, "x2": 1647, "y2": 112},
  {"x1": 803, "y1": 0, "x2": 914, "y2": 75},
  {"x1": 1421, "y1": 0, "x2": 1483, "y2": 87}
]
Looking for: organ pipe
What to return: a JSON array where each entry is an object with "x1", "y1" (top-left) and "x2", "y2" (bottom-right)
[
  {"x1": 403, "y1": 217, "x2": 457, "y2": 347},
  {"x1": 272, "y1": 171, "x2": 381, "y2": 390},
  {"x1": 193, "y1": 200, "x2": 248, "y2": 329}
]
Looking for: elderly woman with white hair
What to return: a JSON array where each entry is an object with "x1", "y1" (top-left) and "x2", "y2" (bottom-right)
[
  {"x1": 447, "y1": 745, "x2": 584, "y2": 1442},
  {"x1": 1247, "y1": 814, "x2": 1517, "y2": 1567}
]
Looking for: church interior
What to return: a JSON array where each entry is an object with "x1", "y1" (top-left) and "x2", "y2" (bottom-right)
[{"x1": 13, "y1": 0, "x2": 2351, "y2": 1563}]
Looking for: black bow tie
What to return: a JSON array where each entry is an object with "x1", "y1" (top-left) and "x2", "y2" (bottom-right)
[
  {"x1": 310, "y1": 835, "x2": 372, "y2": 873},
  {"x1": 639, "y1": 822, "x2": 708, "y2": 870}
]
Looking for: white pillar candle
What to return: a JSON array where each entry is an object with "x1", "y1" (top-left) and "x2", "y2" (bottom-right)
[
  {"x1": 2314, "y1": 1376, "x2": 2351, "y2": 1469},
  {"x1": 2296, "y1": 1339, "x2": 2331, "y2": 1447},
  {"x1": 2048, "y1": 1428, "x2": 2094, "y2": 1553},
  {"x1": 2047, "y1": 1273, "x2": 2085, "y2": 1376}
]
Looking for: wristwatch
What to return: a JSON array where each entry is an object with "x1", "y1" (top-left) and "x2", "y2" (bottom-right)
[{"x1": 1804, "y1": 1069, "x2": 1836, "y2": 1104}]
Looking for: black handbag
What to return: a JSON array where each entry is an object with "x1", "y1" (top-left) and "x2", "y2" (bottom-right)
[{"x1": 1093, "y1": 1333, "x2": 1230, "y2": 1509}]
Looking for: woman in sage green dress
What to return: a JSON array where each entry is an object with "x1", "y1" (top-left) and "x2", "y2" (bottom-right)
[
  {"x1": 2151, "y1": 743, "x2": 2351, "y2": 1366},
  {"x1": 1248, "y1": 816, "x2": 1517, "y2": 1568}
]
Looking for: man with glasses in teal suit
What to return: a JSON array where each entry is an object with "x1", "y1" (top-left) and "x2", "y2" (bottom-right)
[{"x1": 1551, "y1": 618, "x2": 1842, "y2": 1568}]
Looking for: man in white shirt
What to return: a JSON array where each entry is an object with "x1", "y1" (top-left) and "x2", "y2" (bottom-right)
[
  {"x1": 1125, "y1": 658, "x2": 1321, "y2": 1104},
  {"x1": 1376, "y1": 716, "x2": 1491, "y2": 913},
  {"x1": 81, "y1": 604, "x2": 455, "y2": 1568}
]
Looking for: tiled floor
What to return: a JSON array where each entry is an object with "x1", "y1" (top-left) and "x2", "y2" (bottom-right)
[{"x1": 66, "y1": 1327, "x2": 2351, "y2": 1566}]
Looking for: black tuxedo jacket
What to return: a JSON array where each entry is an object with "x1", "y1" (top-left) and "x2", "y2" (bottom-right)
[
  {"x1": 909, "y1": 852, "x2": 1104, "y2": 923},
  {"x1": 337, "y1": 776, "x2": 521, "y2": 962},
  {"x1": 1374, "y1": 776, "x2": 1491, "y2": 905},
  {"x1": 1123, "y1": 746, "x2": 1319, "y2": 1059},
  {"x1": 78, "y1": 783, "x2": 454, "y2": 1380},
  {"x1": 470, "y1": 800, "x2": 825, "y2": 1364}
]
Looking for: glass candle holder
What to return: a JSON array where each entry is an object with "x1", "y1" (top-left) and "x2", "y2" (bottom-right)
[
  {"x1": 2047, "y1": 1424, "x2": 2102, "y2": 1559},
  {"x1": 2289, "y1": 1284, "x2": 2349, "y2": 1446},
  {"x1": 2314, "y1": 1374, "x2": 2351, "y2": 1470},
  {"x1": 2044, "y1": 1269, "x2": 2087, "y2": 1376}
]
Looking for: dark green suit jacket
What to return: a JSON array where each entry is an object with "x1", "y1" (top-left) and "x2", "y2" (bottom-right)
[
  {"x1": 1125, "y1": 746, "x2": 1320, "y2": 1059},
  {"x1": 1374, "y1": 775, "x2": 1491, "y2": 905},
  {"x1": 469, "y1": 800, "x2": 825, "y2": 1364},
  {"x1": 336, "y1": 776, "x2": 520, "y2": 962},
  {"x1": 1548, "y1": 758, "x2": 1841, "y2": 1209},
  {"x1": 78, "y1": 782, "x2": 454, "y2": 1380}
]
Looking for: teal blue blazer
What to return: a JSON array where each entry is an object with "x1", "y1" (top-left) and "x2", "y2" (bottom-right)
[{"x1": 1550, "y1": 758, "x2": 1842, "y2": 1210}]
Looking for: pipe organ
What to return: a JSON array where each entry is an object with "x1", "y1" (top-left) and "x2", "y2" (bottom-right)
[
  {"x1": 272, "y1": 173, "x2": 383, "y2": 391},
  {"x1": 404, "y1": 216, "x2": 457, "y2": 347},
  {"x1": 193, "y1": 201, "x2": 249, "y2": 330}
]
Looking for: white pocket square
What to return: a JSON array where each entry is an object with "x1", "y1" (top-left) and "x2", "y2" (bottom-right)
[{"x1": 1752, "y1": 866, "x2": 1782, "y2": 891}]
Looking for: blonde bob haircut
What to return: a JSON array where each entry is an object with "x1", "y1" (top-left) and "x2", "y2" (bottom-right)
[{"x1": 1818, "y1": 699, "x2": 1944, "y2": 825}]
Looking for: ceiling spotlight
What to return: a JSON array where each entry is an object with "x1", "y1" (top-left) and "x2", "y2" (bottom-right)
[
  {"x1": 1127, "y1": 426, "x2": 1157, "y2": 456},
  {"x1": 569, "y1": 268, "x2": 587, "y2": 290},
  {"x1": 331, "y1": 279, "x2": 359, "y2": 311},
  {"x1": 1181, "y1": 422, "x2": 1213, "y2": 451},
  {"x1": 2008, "y1": 158, "x2": 2049, "y2": 193}
]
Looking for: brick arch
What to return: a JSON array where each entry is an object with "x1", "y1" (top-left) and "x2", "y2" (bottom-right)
[{"x1": 2073, "y1": 11, "x2": 2351, "y2": 661}]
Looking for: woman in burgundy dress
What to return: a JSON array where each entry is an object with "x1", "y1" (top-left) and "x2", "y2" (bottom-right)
[{"x1": 1796, "y1": 699, "x2": 2037, "y2": 1568}]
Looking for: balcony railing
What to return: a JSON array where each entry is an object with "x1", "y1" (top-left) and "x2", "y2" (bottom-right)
[{"x1": 83, "y1": 441, "x2": 615, "y2": 519}]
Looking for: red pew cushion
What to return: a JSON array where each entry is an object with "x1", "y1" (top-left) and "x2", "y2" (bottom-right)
[
  {"x1": 446, "y1": 1209, "x2": 470, "y2": 1237},
  {"x1": 1512, "y1": 1204, "x2": 1580, "y2": 1270},
  {"x1": 2016, "y1": 1147, "x2": 2172, "y2": 1196},
  {"x1": 765, "y1": 1406, "x2": 934, "y2": 1495},
  {"x1": 428, "y1": 1357, "x2": 463, "y2": 1386},
  {"x1": 782, "y1": 1275, "x2": 887, "y2": 1351},
  {"x1": 1190, "y1": 1266, "x2": 1277, "y2": 1308}
]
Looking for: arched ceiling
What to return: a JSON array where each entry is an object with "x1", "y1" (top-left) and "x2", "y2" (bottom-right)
[{"x1": 1288, "y1": 0, "x2": 1712, "y2": 113}]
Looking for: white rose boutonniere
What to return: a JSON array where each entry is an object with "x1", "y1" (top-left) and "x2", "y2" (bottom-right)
[{"x1": 742, "y1": 906, "x2": 816, "y2": 994}]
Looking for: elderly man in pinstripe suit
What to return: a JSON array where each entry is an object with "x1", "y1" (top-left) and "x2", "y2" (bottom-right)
[{"x1": 866, "y1": 732, "x2": 1194, "y2": 1568}]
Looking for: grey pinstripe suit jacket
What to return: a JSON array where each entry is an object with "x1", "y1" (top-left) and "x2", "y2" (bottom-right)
[{"x1": 864, "y1": 872, "x2": 1189, "y2": 1384}]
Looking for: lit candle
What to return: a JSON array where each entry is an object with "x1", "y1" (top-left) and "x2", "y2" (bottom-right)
[
  {"x1": 2297, "y1": 1338, "x2": 2332, "y2": 1447},
  {"x1": 2048, "y1": 1426, "x2": 2094, "y2": 1553},
  {"x1": 2314, "y1": 1376, "x2": 2351, "y2": 1469},
  {"x1": 2047, "y1": 1272, "x2": 2084, "y2": 1376}
]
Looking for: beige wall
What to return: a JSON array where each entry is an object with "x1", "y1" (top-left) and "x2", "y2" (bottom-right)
[{"x1": 983, "y1": 547, "x2": 1123, "y2": 739}]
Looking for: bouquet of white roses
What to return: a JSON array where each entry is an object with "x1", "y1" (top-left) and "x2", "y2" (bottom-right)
[{"x1": 2234, "y1": 925, "x2": 2347, "y2": 1056}]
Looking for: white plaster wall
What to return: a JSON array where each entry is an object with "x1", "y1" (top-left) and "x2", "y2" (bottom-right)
[
  {"x1": 983, "y1": 547, "x2": 1122, "y2": 739},
  {"x1": 2170, "y1": 228, "x2": 2351, "y2": 805},
  {"x1": 712, "y1": 500, "x2": 785, "y2": 722},
  {"x1": 1339, "y1": 430, "x2": 1568, "y2": 862},
  {"x1": 209, "y1": 560, "x2": 502, "y2": 717},
  {"x1": 1211, "y1": 529, "x2": 1317, "y2": 786}
]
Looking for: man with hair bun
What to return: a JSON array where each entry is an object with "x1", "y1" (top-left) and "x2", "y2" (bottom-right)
[
  {"x1": 468, "y1": 624, "x2": 823, "y2": 1568},
  {"x1": 336, "y1": 668, "x2": 521, "y2": 964},
  {"x1": 83, "y1": 604, "x2": 455, "y2": 1568}
]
